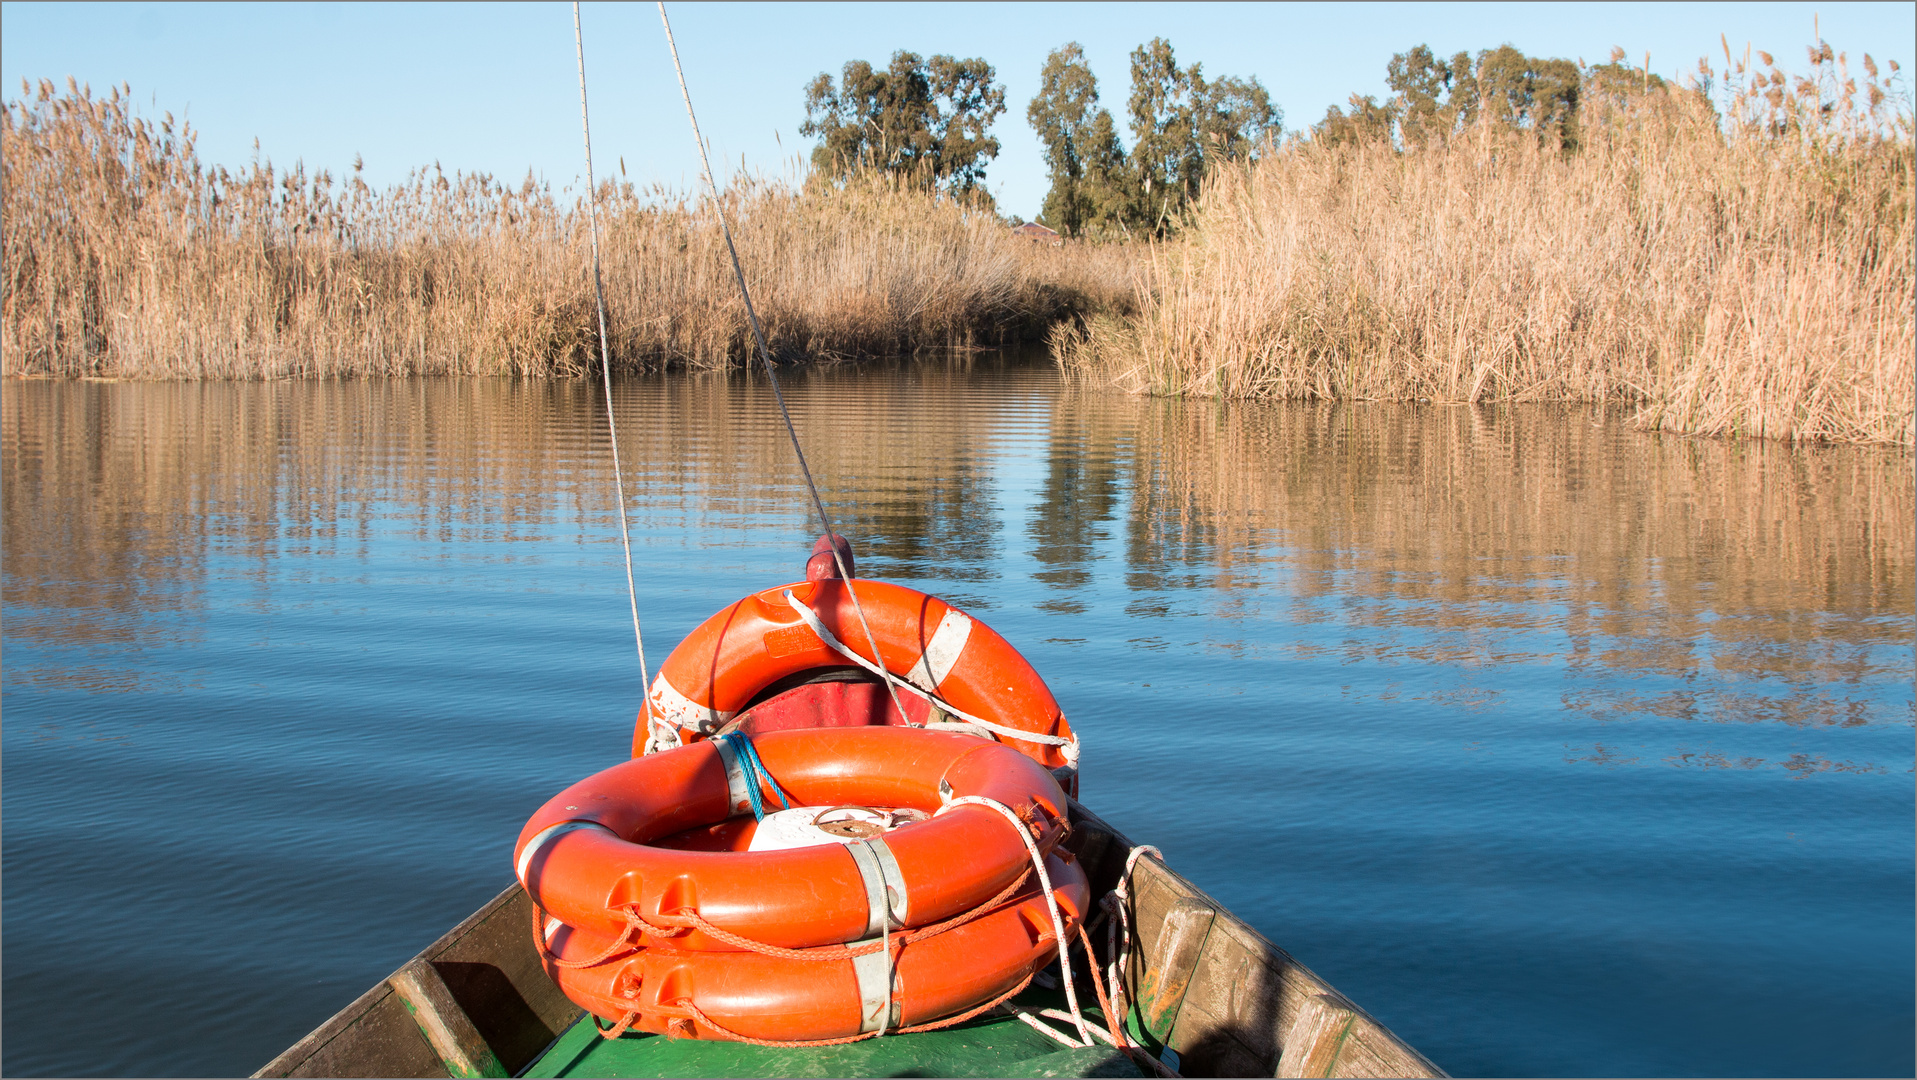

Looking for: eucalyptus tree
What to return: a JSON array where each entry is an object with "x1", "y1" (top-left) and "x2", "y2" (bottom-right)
[
  {"x1": 1316, "y1": 43, "x2": 1587, "y2": 152},
  {"x1": 1127, "y1": 38, "x2": 1278, "y2": 232},
  {"x1": 1385, "y1": 45, "x2": 1476, "y2": 148},
  {"x1": 1474, "y1": 45, "x2": 1582, "y2": 150},
  {"x1": 801, "y1": 51, "x2": 1006, "y2": 199},
  {"x1": 1027, "y1": 42, "x2": 1132, "y2": 237}
]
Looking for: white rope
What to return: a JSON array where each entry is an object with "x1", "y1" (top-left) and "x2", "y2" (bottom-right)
[
  {"x1": 1039, "y1": 1007, "x2": 1116, "y2": 1046},
  {"x1": 572, "y1": 3, "x2": 650, "y2": 702},
  {"x1": 938, "y1": 794, "x2": 1094, "y2": 1047},
  {"x1": 654, "y1": 1, "x2": 909, "y2": 731},
  {"x1": 1098, "y1": 844, "x2": 1184, "y2": 1078},
  {"x1": 1104, "y1": 844, "x2": 1165, "y2": 1039},
  {"x1": 998, "y1": 889, "x2": 1184, "y2": 1078},
  {"x1": 1014, "y1": 1009, "x2": 1087, "y2": 1049},
  {"x1": 782, "y1": 590, "x2": 1081, "y2": 762}
]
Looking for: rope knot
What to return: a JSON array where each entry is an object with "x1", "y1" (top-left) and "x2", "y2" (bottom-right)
[
  {"x1": 613, "y1": 966, "x2": 645, "y2": 1001},
  {"x1": 1013, "y1": 801, "x2": 1046, "y2": 838},
  {"x1": 622, "y1": 903, "x2": 694, "y2": 938}
]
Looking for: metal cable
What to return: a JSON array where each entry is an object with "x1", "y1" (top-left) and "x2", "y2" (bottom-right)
[
  {"x1": 573, "y1": 3, "x2": 651, "y2": 705},
  {"x1": 656, "y1": 0, "x2": 908, "y2": 729}
]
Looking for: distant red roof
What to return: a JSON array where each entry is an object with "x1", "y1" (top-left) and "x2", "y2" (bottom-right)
[{"x1": 1012, "y1": 222, "x2": 1060, "y2": 238}]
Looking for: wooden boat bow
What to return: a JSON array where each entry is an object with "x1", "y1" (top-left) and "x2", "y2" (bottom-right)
[{"x1": 256, "y1": 800, "x2": 1443, "y2": 1079}]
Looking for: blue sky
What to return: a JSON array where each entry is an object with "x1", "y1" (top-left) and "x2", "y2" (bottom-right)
[{"x1": 4, "y1": 2, "x2": 1911, "y2": 218}]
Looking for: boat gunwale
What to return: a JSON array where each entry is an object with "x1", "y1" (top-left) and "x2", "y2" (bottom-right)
[
  {"x1": 253, "y1": 884, "x2": 577, "y2": 1078},
  {"x1": 1066, "y1": 801, "x2": 1447, "y2": 1078}
]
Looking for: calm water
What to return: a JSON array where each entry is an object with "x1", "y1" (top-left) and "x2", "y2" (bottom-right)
[{"x1": 4, "y1": 356, "x2": 1911, "y2": 1077}]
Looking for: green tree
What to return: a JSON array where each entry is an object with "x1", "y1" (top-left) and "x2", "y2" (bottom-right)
[
  {"x1": 1312, "y1": 93, "x2": 1399, "y2": 147},
  {"x1": 1127, "y1": 38, "x2": 1200, "y2": 227},
  {"x1": 1028, "y1": 43, "x2": 1136, "y2": 237},
  {"x1": 801, "y1": 51, "x2": 1007, "y2": 197},
  {"x1": 1077, "y1": 109, "x2": 1134, "y2": 235},
  {"x1": 1028, "y1": 43, "x2": 1101, "y2": 236},
  {"x1": 1126, "y1": 37, "x2": 1278, "y2": 231},
  {"x1": 1582, "y1": 46, "x2": 1672, "y2": 123},
  {"x1": 1199, "y1": 74, "x2": 1280, "y2": 159},
  {"x1": 1026, "y1": 38, "x2": 1276, "y2": 236},
  {"x1": 1474, "y1": 44, "x2": 1581, "y2": 150},
  {"x1": 1315, "y1": 43, "x2": 1590, "y2": 152},
  {"x1": 1385, "y1": 45, "x2": 1475, "y2": 147}
]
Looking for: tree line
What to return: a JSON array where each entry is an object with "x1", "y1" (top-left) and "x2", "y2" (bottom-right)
[
  {"x1": 799, "y1": 39, "x2": 1746, "y2": 241},
  {"x1": 1029, "y1": 40, "x2": 1276, "y2": 238},
  {"x1": 800, "y1": 38, "x2": 1275, "y2": 239},
  {"x1": 1314, "y1": 44, "x2": 1684, "y2": 152}
]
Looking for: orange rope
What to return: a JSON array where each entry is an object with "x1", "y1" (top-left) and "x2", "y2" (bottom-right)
[
  {"x1": 547, "y1": 863, "x2": 1056, "y2": 1044},
  {"x1": 592, "y1": 1012, "x2": 637, "y2": 1040},
  {"x1": 532, "y1": 903, "x2": 651, "y2": 969},
  {"x1": 1076, "y1": 924, "x2": 1129, "y2": 1051},
  {"x1": 535, "y1": 861, "x2": 1038, "y2": 968},
  {"x1": 1074, "y1": 923, "x2": 1182, "y2": 1076}
]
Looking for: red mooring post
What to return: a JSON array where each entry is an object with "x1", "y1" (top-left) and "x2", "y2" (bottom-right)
[{"x1": 804, "y1": 533, "x2": 856, "y2": 581}]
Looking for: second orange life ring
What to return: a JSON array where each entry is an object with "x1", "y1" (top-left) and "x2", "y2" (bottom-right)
[
  {"x1": 538, "y1": 850, "x2": 1089, "y2": 1041},
  {"x1": 514, "y1": 727, "x2": 1070, "y2": 950},
  {"x1": 632, "y1": 578, "x2": 1079, "y2": 792}
]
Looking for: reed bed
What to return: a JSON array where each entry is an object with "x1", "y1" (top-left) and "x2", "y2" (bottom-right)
[
  {"x1": 2, "y1": 79, "x2": 1108, "y2": 379},
  {"x1": 1053, "y1": 54, "x2": 1916, "y2": 445}
]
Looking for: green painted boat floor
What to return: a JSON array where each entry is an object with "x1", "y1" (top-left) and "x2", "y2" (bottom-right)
[{"x1": 523, "y1": 985, "x2": 1144, "y2": 1079}]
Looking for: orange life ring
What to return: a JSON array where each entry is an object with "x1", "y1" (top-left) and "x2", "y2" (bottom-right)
[
  {"x1": 514, "y1": 727, "x2": 1070, "y2": 950},
  {"x1": 538, "y1": 851, "x2": 1089, "y2": 1041},
  {"x1": 632, "y1": 579, "x2": 1078, "y2": 789}
]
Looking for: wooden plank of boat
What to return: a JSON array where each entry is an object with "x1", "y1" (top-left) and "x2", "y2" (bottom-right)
[
  {"x1": 1061, "y1": 802, "x2": 1443, "y2": 1079},
  {"x1": 256, "y1": 800, "x2": 1443, "y2": 1079},
  {"x1": 253, "y1": 883, "x2": 578, "y2": 1079}
]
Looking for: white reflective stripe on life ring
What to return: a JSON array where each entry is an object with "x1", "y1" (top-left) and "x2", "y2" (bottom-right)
[
  {"x1": 844, "y1": 836, "x2": 908, "y2": 937},
  {"x1": 905, "y1": 608, "x2": 972, "y2": 692},
  {"x1": 852, "y1": 939, "x2": 903, "y2": 1033},
  {"x1": 649, "y1": 673, "x2": 735, "y2": 736},
  {"x1": 517, "y1": 820, "x2": 615, "y2": 887}
]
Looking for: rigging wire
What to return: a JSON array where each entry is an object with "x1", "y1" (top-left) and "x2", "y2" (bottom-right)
[
  {"x1": 655, "y1": 0, "x2": 909, "y2": 731},
  {"x1": 572, "y1": 2, "x2": 651, "y2": 705}
]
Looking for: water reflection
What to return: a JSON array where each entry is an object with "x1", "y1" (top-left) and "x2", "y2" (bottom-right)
[
  {"x1": 1024, "y1": 388, "x2": 1912, "y2": 740},
  {"x1": 5, "y1": 370, "x2": 1911, "y2": 736},
  {"x1": 2, "y1": 379, "x2": 613, "y2": 690},
  {"x1": 1029, "y1": 400, "x2": 1125, "y2": 602}
]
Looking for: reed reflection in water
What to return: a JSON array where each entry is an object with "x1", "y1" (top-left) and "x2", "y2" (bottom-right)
[
  {"x1": 1066, "y1": 389, "x2": 1909, "y2": 748},
  {"x1": 3, "y1": 359, "x2": 1911, "y2": 1077}
]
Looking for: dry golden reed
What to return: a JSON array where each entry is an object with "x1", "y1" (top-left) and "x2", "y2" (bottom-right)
[
  {"x1": 1, "y1": 78, "x2": 1105, "y2": 379},
  {"x1": 1054, "y1": 50, "x2": 1916, "y2": 445}
]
